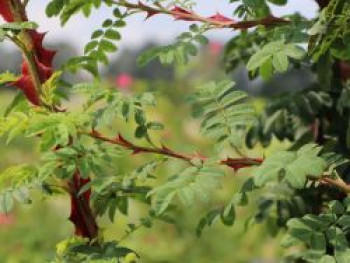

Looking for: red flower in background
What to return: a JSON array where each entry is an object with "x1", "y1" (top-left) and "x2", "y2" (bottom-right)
[
  {"x1": 209, "y1": 41, "x2": 223, "y2": 56},
  {"x1": 0, "y1": 213, "x2": 15, "y2": 225},
  {"x1": 115, "y1": 73, "x2": 134, "y2": 90}
]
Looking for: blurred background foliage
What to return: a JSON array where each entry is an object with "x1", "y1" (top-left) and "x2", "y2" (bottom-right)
[{"x1": 0, "y1": 40, "x2": 305, "y2": 262}]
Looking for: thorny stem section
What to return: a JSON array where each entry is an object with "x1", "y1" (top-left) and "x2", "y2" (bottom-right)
[
  {"x1": 9, "y1": 0, "x2": 43, "y2": 103},
  {"x1": 87, "y1": 130, "x2": 350, "y2": 194},
  {"x1": 113, "y1": 0, "x2": 289, "y2": 29},
  {"x1": 86, "y1": 130, "x2": 262, "y2": 167},
  {"x1": 7, "y1": 0, "x2": 99, "y2": 241}
]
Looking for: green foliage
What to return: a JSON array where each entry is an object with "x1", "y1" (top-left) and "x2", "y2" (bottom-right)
[
  {"x1": 0, "y1": 72, "x2": 19, "y2": 84},
  {"x1": 74, "y1": 83, "x2": 162, "y2": 141},
  {"x1": 64, "y1": 10, "x2": 125, "y2": 77},
  {"x1": 253, "y1": 144, "x2": 327, "y2": 189},
  {"x1": 246, "y1": 89, "x2": 332, "y2": 148},
  {"x1": 309, "y1": 1, "x2": 350, "y2": 60},
  {"x1": 247, "y1": 41, "x2": 305, "y2": 78},
  {"x1": 55, "y1": 237, "x2": 137, "y2": 262},
  {"x1": 190, "y1": 80, "x2": 256, "y2": 149},
  {"x1": 46, "y1": 0, "x2": 110, "y2": 25},
  {"x1": 224, "y1": 13, "x2": 309, "y2": 75},
  {"x1": 196, "y1": 197, "x2": 236, "y2": 237},
  {"x1": 149, "y1": 163, "x2": 225, "y2": 215},
  {"x1": 138, "y1": 24, "x2": 209, "y2": 67},
  {"x1": 0, "y1": 164, "x2": 39, "y2": 213},
  {"x1": 0, "y1": 21, "x2": 38, "y2": 43},
  {"x1": 2, "y1": 0, "x2": 350, "y2": 262},
  {"x1": 282, "y1": 198, "x2": 350, "y2": 262}
]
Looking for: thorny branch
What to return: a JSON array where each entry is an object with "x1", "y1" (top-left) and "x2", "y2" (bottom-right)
[
  {"x1": 113, "y1": 0, "x2": 289, "y2": 30},
  {"x1": 86, "y1": 130, "x2": 350, "y2": 194}
]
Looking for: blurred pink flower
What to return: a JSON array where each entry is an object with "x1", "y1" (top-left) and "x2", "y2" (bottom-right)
[
  {"x1": 0, "y1": 213, "x2": 15, "y2": 225},
  {"x1": 209, "y1": 41, "x2": 223, "y2": 56},
  {"x1": 115, "y1": 73, "x2": 134, "y2": 90}
]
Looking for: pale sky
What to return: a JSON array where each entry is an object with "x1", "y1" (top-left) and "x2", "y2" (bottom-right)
[{"x1": 24, "y1": 1, "x2": 319, "y2": 50}]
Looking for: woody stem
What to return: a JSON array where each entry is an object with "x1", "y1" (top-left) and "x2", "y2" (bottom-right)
[
  {"x1": 112, "y1": 0, "x2": 289, "y2": 29},
  {"x1": 9, "y1": 0, "x2": 42, "y2": 103}
]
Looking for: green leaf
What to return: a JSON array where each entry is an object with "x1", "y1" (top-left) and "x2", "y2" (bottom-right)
[
  {"x1": 326, "y1": 226, "x2": 348, "y2": 250},
  {"x1": 137, "y1": 48, "x2": 161, "y2": 67},
  {"x1": 253, "y1": 144, "x2": 326, "y2": 188},
  {"x1": 102, "y1": 19, "x2": 113, "y2": 27},
  {"x1": 310, "y1": 232, "x2": 326, "y2": 253},
  {"x1": 272, "y1": 52, "x2": 289, "y2": 72},
  {"x1": 319, "y1": 255, "x2": 336, "y2": 263},
  {"x1": 99, "y1": 40, "x2": 117, "y2": 53},
  {"x1": 268, "y1": 0, "x2": 287, "y2": 5},
  {"x1": 46, "y1": 0, "x2": 65, "y2": 17},
  {"x1": 196, "y1": 208, "x2": 221, "y2": 237},
  {"x1": 149, "y1": 165, "x2": 223, "y2": 215},
  {"x1": 259, "y1": 58, "x2": 273, "y2": 80},
  {"x1": 247, "y1": 41, "x2": 304, "y2": 74},
  {"x1": 246, "y1": 50, "x2": 272, "y2": 71},
  {"x1": 329, "y1": 200, "x2": 345, "y2": 215},
  {"x1": 0, "y1": 192, "x2": 14, "y2": 214},
  {"x1": 84, "y1": 41, "x2": 98, "y2": 54},
  {"x1": 135, "y1": 125, "x2": 147, "y2": 138},
  {"x1": 221, "y1": 203, "x2": 235, "y2": 226},
  {"x1": 0, "y1": 72, "x2": 19, "y2": 85},
  {"x1": 0, "y1": 22, "x2": 38, "y2": 30},
  {"x1": 134, "y1": 110, "x2": 146, "y2": 125},
  {"x1": 12, "y1": 187, "x2": 31, "y2": 204},
  {"x1": 146, "y1": 122, "x2": 164, "y2": 130},
  {"x1": 91, "y1": 29, "x2": 104, "y2": 39},
  {"x1": 104, "y1": 29, "x2": 121, "y2": 40}
]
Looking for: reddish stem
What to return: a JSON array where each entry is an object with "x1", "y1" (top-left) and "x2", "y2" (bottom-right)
[
  {"x1": 1, "y1": 0, "x2": 98, "y2": 241},
  {"x1": 87, "y1": 130, "x2": 350, "y2": 193},
  {"x1": 68, "y1": 171, "x2": 98, "y2": 240},
  {"x1": 114, "y1": 0, "x2": 289, "y2": 30},
  {"x1": 87, "y1": 130, "x2": 263, "y2": 170}
]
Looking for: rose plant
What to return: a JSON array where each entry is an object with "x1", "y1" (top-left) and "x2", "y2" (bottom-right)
[{"x1": 0, "y1": 0, "x2": 350, "y2": 262}]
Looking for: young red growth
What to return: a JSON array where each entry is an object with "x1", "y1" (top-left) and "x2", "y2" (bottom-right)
[
  {"x1": 0, "y1": 2, "x2": 56, "y2": 106},
  {"x1": 69, "y1": 172, "x2": 98, "y2": 239},
  {"x1": 14, "y1": 31, "x2": 56, "y2": 105},
  {"x1": 0, "y1": 0, "x2": 15, "y2": 22},
  {"x1": 1, "y1": 1, "x2": 97, "y2": 240}
]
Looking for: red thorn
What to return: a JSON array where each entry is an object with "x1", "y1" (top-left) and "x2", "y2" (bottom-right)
[
  {"x1": 10, "y1": 31, "x2": 57, "y2": 106},
  {"x1": 224, "y1": 157, "x2": 263, "y2": 172},
  {"x1": 91, "y1": 129, "x2": 101, "y2": 137},
  {"x1": 29, "y1": 31, "x2": 57, "y2": 66},
  {"x1": 208, "y1": 13, "x2": 234, "y2": 23},
  {"x1": 161, "y1": 144, "x2": 171, "y2": 152},
  {"x1": 117, "y1": 134, "x2": 132, "y2": 146},
  {"x1": 138, "y1": 1, "x2": 159, "y2": 19},
  {"x1": 171, "y1": 6, "x2": 195, "y2": 21},
  {"x1": 13, "y1": 76, "x2": 40, "y2": 106},
  {"x1": 145, "y1": 10, "x2": 159, "y2": 19},
  {"x1": 0, "y1": 1, "x2": 15, "y2": 22},
  {"x1": 133, "y1": 149, "x2": 142, "y2": 155}
]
